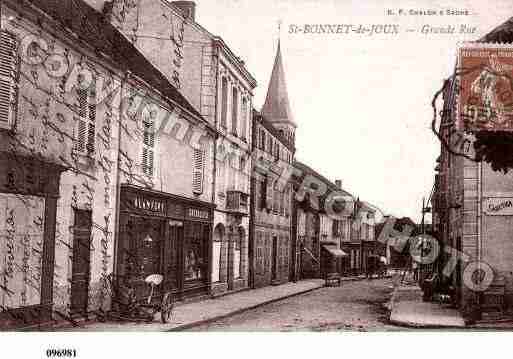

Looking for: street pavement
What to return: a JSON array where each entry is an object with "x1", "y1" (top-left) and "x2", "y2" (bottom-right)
[{"x1": 187, "y1": 278, "x2": 404, "y2": 331}]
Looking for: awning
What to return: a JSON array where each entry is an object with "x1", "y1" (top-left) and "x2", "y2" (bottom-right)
[{"x1": 323, "y1": 245, "x2": 348, "y2": 257}]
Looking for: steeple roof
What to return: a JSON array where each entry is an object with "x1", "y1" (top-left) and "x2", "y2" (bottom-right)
[{"x1": 261, "y1": 41, "x2": 296, "y2": 127}]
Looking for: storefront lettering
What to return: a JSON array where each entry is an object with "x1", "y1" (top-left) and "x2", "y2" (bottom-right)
[
  {"x1": 187, "y1": 208, "x2": 209, "y2": 220},
  {"x1": 132, "y1": 195, "x2": 165, "y2": 213}
]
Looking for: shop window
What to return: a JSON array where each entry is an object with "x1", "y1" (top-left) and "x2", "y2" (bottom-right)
[
  {"x1": 192, "y1": 148, "x2": 205, "y2": 195},
  {"x1": 185, "y1": 223, "x2": 208, "y2": 282},
  {"x1": 0, "y1": 30, "x2": 18, "y2": 131},
  {"x1": 220, "y1": 77, "x2": 228, "y2": 128},
  {"x1": 231, "y1": 87, "x2": 238, "y2": 136}
]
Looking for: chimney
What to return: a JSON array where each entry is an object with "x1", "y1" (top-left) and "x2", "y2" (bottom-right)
[
  {"x1": 171, "y1": 1, "x2": 196, "y2": 21},
  {"x1": 335, "y1": 180, "x2": 342, "y2": 189}
]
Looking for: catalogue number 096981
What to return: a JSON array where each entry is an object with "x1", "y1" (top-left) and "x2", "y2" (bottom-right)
[{"x1": 46, "y1": 349, "x2": 77, "y2": 357}]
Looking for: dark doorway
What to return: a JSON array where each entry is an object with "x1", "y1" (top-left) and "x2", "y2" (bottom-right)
[
  {"x1": 271, "y1": 235, "x2": 278, "y2": 281},
  {"x1": 70, "y1": 209, "x2": 92, "y2": 317}
]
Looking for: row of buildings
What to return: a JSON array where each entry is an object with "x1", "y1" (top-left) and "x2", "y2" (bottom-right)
[
  {"x1": 0, "y1": 0, "x2": 382, "y2": 329},
  {"x1": 431, "y1": 16, "x2": 513, "y2": 322}
]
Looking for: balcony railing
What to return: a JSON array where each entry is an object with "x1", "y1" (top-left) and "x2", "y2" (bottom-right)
[{"x1": 226, "y1": 190, "x2": 249, "y2": 215}]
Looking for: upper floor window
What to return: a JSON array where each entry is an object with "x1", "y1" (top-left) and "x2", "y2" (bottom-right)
[
  {"x1": 221, "y1": 77, "x2": 228, "y2": 128},
  {"x1": 284, "y1": 186, "x2": 290, "y2": 217},
  {"x1": 0, "y1": 30, "x2": 18, "y2": 131},
  {"x1": 231, "y1": 87, "x2": 238, "y2": 135},
  {"x1": 260, "y1": 176, "x2": 268, "y2": 210},
  {"x1": 241, "y1": 97, "x2": 248, "y2": 141}
]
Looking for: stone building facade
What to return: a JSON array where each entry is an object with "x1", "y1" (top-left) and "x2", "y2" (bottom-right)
[
  {"x1": 94, "y1": 0, "x2": 257, "y2": 296},
  {"x1": 249, "y1": 111, "x2": 294, "y2": 288},
  {"x1": 0, "y1": 0, "x2": 214, "y2": 328},
  {"x1": 248, "y1": 40, "x2": 296, "y2": 288}
]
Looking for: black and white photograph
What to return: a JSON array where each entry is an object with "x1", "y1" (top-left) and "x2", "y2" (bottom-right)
[{"x1": 1, "y1": 0, "x2": 513, "y2": 357}]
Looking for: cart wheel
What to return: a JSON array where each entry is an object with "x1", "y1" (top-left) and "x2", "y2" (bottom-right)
[{"x1": 161, "y1": 292, "x2": 174, "y2": 323}]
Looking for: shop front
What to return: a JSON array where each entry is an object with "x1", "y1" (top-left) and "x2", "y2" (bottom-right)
[{"x1": 116, "y1": 185, "x2": 214, "y2": 302}]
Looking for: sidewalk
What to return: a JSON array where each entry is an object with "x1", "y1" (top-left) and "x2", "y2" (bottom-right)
[
  {"x1": 388, "y1": 278, "x2": 466, "y2": 329},
  {"x1": 57, "y1": 279, "x2": 325, "y2": 332}
]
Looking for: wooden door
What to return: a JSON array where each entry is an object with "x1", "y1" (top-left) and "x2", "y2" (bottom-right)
[
  {"x1": 271, "y1": 235, "x2": 278, "y2": 280},
  {"x1": 70, "y1": 209, "x2": 92, "y2": 317},
  {"x1": 164, "y1": 221, "x2": 183, "y2": 293}
]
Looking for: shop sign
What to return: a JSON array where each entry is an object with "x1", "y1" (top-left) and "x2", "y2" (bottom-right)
[
  {"x1": 132, "y1": 194, "x2": 166, "y2": 214},
  {"x1": 484, "y1": 197, "x2": 513, "y2": 216},
  {"x1": 187, "y1": 207, "x2": 209, "y2": 220}
]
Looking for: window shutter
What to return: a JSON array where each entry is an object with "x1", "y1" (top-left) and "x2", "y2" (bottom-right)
[
  {"x1": 142, "y1": 119, "x2": 155, "y2": 176},
  {"x1": 75, "y1": 86, "x2": 96, "y2": 154},
  {"x1": 192, "y1": 148, "x2": 204, "y2": 194},
  {"x1": 0, "y1": 30, "x2": 18, "y2": 130},
  {"x1": 75, "y1": 118, "x2": 87, "y2": 152},
  {"x1": 87, "y1": 90, "x2": 96, "y2": 154}
]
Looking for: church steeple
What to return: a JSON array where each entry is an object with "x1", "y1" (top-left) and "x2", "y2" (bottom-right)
[{"x1": 262, "y1": 40, "x2": 296, "y2": 145}]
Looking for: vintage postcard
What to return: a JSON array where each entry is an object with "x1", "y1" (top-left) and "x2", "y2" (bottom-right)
[{"x1": 1, "y1": 0, "x2": 513, "y2": 357}]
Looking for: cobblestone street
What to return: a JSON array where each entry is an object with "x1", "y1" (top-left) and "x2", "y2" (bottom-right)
[{"x1": 188, "y1": 279, "x2": 404, "y2": 331}]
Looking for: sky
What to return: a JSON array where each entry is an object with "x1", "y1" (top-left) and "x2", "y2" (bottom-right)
[{"x1": 190, "y1": 0, "x2": 513, "y2": 222}]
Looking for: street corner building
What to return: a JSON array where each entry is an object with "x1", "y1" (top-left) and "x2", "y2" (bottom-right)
[
  {"x1": 432, "y1": 16, "x2": 513, "y2": 322},
  {"x1": 0, "y1": 0, "x2": 217, "y2": 328}
]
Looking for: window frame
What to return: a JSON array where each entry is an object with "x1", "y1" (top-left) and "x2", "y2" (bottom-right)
[{"x1": 231, "y1": 86, "x2": 238, "y2": 136}]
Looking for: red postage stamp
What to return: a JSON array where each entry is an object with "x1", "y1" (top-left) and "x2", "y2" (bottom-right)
[{"x1": 458, "y1": 45, "x2": 513, "y2": 131}]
